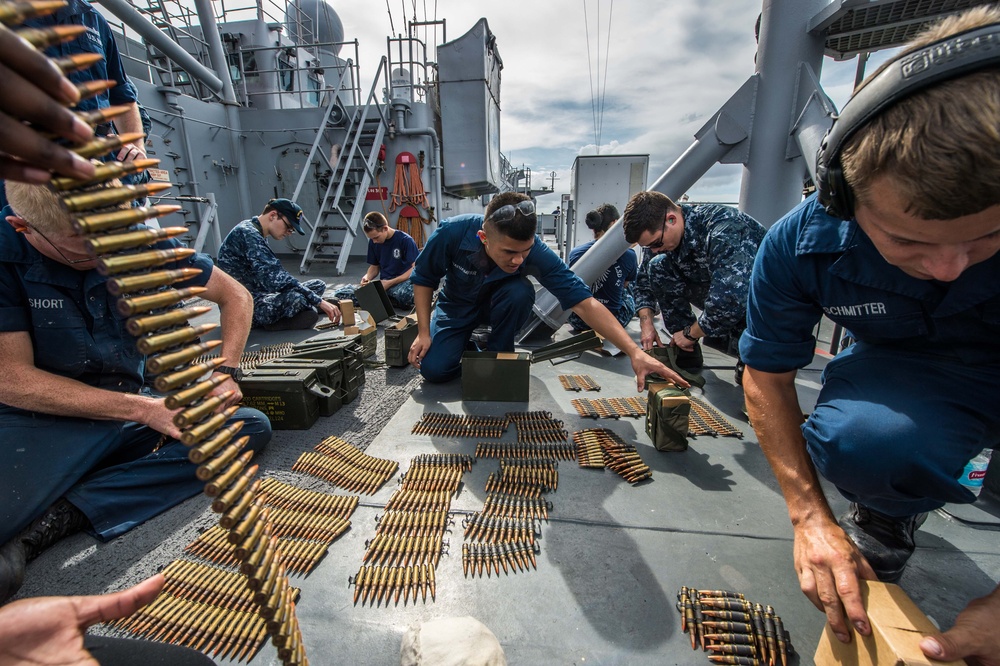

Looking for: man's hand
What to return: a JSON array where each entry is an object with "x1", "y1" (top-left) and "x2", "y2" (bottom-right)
[
  {"x1": 115, "y1": 141, "x2": 147, "y2": 163},
  {"x1": 639, "y1": 316, "x2": 662, "y2": 350},
  {"x1": 409, "y1": 333, "x2": 431, "y2": 369},
  {"x1": 0, "y1": 24, "x2": 97, "y2": 182},
  {"x1": 209, "y1": 376, "x2": 243, "y2": 407},
  {"x1": 318, "y1": 300, "x2": 342, "y2": 325},
  {"x1": 793, "y1": 517, "x2": 878, "y2": 644},
  {"x1": 359, "y1": 276, "x2": 370, "y2": 286},
  {"x1": 629, "y1": 349, "x2": 689, "y2": 392},
  {"x1": 920, "y1": 586, "x2": 1000, "y2": 666},
  {"x1": 135, "y1": 394, "x2": 183, "y2": 440},
  {"x1": 670, "y1": 329, "x2": 697, "y2": 352},
  {"x1": 0, "y1": 574, "x2": 164, "y2": 666}
]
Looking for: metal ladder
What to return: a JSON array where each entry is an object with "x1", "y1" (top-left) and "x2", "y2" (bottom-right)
[{"x1": 298, "y1": 58, "x2": 390, "y2": 275}]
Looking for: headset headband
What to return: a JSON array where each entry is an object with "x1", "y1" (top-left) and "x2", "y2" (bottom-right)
[{"x1": 816, "y1": 22, "x2": 1000, "y2": 218}]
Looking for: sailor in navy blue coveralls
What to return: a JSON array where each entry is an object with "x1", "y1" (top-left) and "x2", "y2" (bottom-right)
[
  {"x1": 740, "y1": 194, "x2": 1000, "y2": 517},
  {"x1": 410, "y1": 214, "x2": 594, "y2": 383},
  {"x1": 0, "y1": 210, "x2": 271, "y2": 546}
]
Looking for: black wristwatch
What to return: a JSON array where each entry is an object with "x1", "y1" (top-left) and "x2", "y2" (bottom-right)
[
  {"x1": 216, "y1": 365, "x2": 244, "y2": 382},
  {"x1": 682, "y1": 324, "x2": 699, "y2": 343}
]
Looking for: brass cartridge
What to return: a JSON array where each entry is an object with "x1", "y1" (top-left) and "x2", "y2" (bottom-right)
[
  {"x1": 197, "y1": 437, "x2": 249, "y2": 482},
  {"x1": 0, "y1": 0, "x2": 65, "y2": 24},
  {"x1": 192, "y1": 422, "x2": 244, "y2": 467},
  {"x1": 109, "y1": 267, "x2": 203, "y2": 297},
  {"x1": 176, "y1": 391, "x2": 234, "y2": 431},
  {"x1": 97, "y1": 246, "x2": 194, "y2": 276},
  {"x1": 72, "y1": 132, "x2": 145, "y2": 159},
  {"x1": 70, "y1": 184, "x2": 174, "y2": 216},
  {"x1": 204, "y1": 452, "x2": 254, "y2": 497},
  {"x1": 16, "y1": 23, "x2": 86, "y2": 49},
  {"x1": 156, "y1": 357, "x2": 226, "y2": 394},
  {"x1": 77, "y1": 204, "x2": 181, "y2": 235},
  {"x1": 57, "y1": 158, "x2": 159, "y2": 193},
  {"x1": 128, "y1": 305, "x2": 211, "y2": 337},
  {"x1": 181, "y1": 405, "x2": 240, "y2": 446},
  {"x1": 118, "y1": 285, "x2": 206, "y2": 317},
  {"x1": 51, "y1": 51, "x2": 103, "y2": 74},
  {"x1": 138, "y1": 323, "x2": 216, "y2": 357}
]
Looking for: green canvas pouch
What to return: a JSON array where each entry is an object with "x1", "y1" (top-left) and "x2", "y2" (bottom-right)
[{"x1": 645, "y1": 383, "x2": 691, "y2": 452}]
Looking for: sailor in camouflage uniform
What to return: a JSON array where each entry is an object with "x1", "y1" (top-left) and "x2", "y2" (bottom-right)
[
  {"x1": 622, "y1": 191, "x2": 765, "y2": 366},
  {"x1": 218, "y1": 199, "x2": 342, "y2": 330}
]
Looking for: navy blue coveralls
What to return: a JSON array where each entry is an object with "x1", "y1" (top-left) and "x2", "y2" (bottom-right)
[
  {"x1": 740, "y1": 195, "x2": 1000, "y2": 517},
  {"x1": 411, "y1": 214, "x2": 593, "y2": 383},
  {"x1": 0, "y1": 217, "x2": 271, "y2": 544}
]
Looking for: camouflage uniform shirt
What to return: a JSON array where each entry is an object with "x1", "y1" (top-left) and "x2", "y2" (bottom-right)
[
  {"x1": 634, "y1": 203, "x2": 765, "y2": 337},
  {"x1": 218, "y1": 218, "x2": 326, "y2": 326}
]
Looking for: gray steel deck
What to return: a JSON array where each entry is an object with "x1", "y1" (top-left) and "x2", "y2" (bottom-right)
[{"x1": 15, "y1": 257, "x2": 1000, "y2": 666}]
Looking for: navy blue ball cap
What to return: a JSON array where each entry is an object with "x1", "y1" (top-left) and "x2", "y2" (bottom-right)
[{"x1": 268, "y1": 198, "x2": 305, "y2": 234}]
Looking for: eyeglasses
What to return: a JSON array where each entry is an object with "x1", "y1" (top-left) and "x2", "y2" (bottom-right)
[
  {"x1": 488, "y1": 200, "x2": 535, "y2": 223},
  {"x1": 642, "y1": 218, "x2": 668, "y2": 251},
  {"x1": 29, "y1": 223, "x2": 95, "y2": 265},
  {"x1": 280, "y1": 215, "x2": 295, "y2": 233}
]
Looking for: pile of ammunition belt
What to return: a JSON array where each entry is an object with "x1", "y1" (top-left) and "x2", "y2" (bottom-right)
[
  {"x1": 690, "y1": 398, "x2": 744, "y2": 438},
  {"x1": 196, "y1": 343, "x2": 296, "y2": 371},
  {"x1": 350, "y1": 455, "x2": 470, "y2": 605},
  {"x1": 572, "y1": 428, "x2": 653, "y2": 483},
  {"x1": 558, "y1": 374, "x2": 602, "y2": 392},
  {"x1": 292, "y1": 435, "x2": 398, "y2": 493},
  {"x1": 677, "y1": 587, "x2": 794, "y2": 666},
  {"x1": 571, "y1": 396, "x2": 647, "y2": 419}
]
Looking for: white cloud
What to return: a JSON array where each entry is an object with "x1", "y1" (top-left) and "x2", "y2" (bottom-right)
[{"x1": 327, "y1": 1, "x2": 892, "y2": 205}]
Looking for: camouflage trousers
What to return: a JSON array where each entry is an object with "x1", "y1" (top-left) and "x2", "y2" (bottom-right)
[
  {"x1": 252, "y1": 279, "x2": 326, "y2": 327},
  {"x1": 567, "y1": 286, "x2": 636, "y2": 332},
  {"x1": 331, "y1": 278, "x2": 415, "y2": 310}
]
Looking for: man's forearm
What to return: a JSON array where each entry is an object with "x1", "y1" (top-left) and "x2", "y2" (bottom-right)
[
  {"x1": 384, "y1": 266, "x2": 413, "y2": 288},
  {"x1": 573, "y1": 298, "x2": 642, "y2": 356},
  {"x1": 116, "y1": 102, "x2": 144, "y2": 148},
  {"x1": 217, "y1": 300, "x2": 251, "y2": 365},
  {"x1": 744, "y1": 367, "x2": 834, "y2": 526},
  {"x1": 414, "y1": 285, "x2": 434, "y2": 336},
  {"x1": 0, "y1": 331, "x2": 152, "y2": 420}
]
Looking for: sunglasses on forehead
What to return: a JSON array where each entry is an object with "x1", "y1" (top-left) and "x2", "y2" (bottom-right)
[{"x1": 488, "y1": 200, "x2": 535, "y2": 223}]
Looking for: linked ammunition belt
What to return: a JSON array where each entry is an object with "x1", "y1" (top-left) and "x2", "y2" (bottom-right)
[
  {"x1": 572, "y1": 428, "x2": 653, "y2": 484},
  {"x1": 411, "y1": 412, "x2": 508, "y2": 438},
  {"x1": 571, "y1": 396, "x2": 648, "y2": 419},
  {"x1": 475, "y1": 441, "x2": 576, "y2": 461},
  {"x1": 690, "y1": 398, "x2": 744, "y2": 438},
  {"x1": 292, "y1": 435, "x2": 398, "y2": 494},
  {"x1": 677, "y1": 587, "x2": 794, "y2": 666},
  {"x1": 558, "y1": 373, "x2": 602, "y2": 392},
  {"x1": 350, "y1": 456, "x2": 471, "y2": 606},
  {"x1": 9, "y1": 4, "x2": 328, "y2": 658},
  {"x1": 196, "y1": 343, "x2": 296, "y2": 371}
]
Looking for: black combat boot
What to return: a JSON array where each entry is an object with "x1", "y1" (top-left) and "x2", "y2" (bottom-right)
[
  {"x1": 0, "y1": 499, "x2": 89, "y2": 603},
  {"x1": 839, "y1": 503, "x2": 927, "y2": 583}
]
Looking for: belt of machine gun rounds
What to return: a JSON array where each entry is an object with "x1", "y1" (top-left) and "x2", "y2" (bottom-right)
[
  {"x1": 292, "y1": 435, "x2": 398, "y2": 494},
  {"x1": 571, "y1": 396, "x2": 647, "y2": 419},
  {"x1": 350, "y1": 456, "x2": 472, "y2": 606},
  {"x1": 11, "y1": 5, "x2": 323, "y2": 659},
  {"x1": 573, "y1": 428, "x2": 653, "y2": 484},
  {"x1": 690, "y1": 398, "x2": 744, "y2": 438},
  {"x1": 677, "y1": 587, "x2": 794, "y2": 666},
  {"x1": 558, "y1": 374, "x2": 602, "y2": 392}
]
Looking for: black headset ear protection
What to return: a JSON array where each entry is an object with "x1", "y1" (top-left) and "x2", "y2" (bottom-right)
[{"x1": 815, "y1": 22, "x2": 1000, "y2": 220}]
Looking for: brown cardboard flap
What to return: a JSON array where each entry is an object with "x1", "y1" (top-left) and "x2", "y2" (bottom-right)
[
  {"x1": 814, "y1": 581, "x2": 967, "y2": 666},
  {"x1": 395, "y1": 314, "x2": 418, "y2": 329},
  {"x1": 339, "y1": 300, "x2": 356, "y2": 327}
]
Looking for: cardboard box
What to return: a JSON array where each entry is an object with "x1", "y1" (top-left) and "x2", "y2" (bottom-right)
[
  {"x1": 339, "y1": 300, "x2": 356, "y2": 327},
  {"x1": 814, "y1": 581, "x2": 967, "y2": 666},
  {"x1": 462, "y1": 351, "x2": 530, "y2": 401},
  {"x1": 345, "y1": 313, "x2": 377, "y2": 358},
  {"x1": 356, "y1": 280, "x2": 395, "y2": 323}
]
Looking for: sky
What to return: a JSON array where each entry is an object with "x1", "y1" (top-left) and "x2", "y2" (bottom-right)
[{"x1": 310, "y1": 1, "x2": 895, "y2": 210}]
